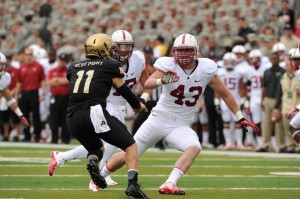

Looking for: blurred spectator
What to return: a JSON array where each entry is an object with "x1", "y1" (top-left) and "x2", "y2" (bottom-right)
[
  {"x1": 153, "y1": 36, "x2": 167, "y2": 58},
  {"x1": 294, "y1": 18, "x2": 300, "y2": 38},
  {"x1": 237, "y1": 17, "x2": 253, "y2": 42},
  {"x1": 278, "y1": 0, "x2": 295, "y2": 30},
  {"x1": 47, "y1": 53, "x2": 70, "y2": 144},
  {"x1": 280, "y1": 24, "x2": 299, "y2": 51}
]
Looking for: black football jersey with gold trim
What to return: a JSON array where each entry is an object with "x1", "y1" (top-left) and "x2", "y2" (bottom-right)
[{"x1": 67, "y1": 58, "x2": 124, "y2": 115}]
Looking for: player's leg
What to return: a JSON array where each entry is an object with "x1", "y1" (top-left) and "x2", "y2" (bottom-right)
[
  {"x1": 250, "y1": 100, "x2": 263, "y2": 148},
  {"x1": 221, "y1": 103, "x2": 233, "y2": 149},
  {"x1": 0, "y1": 110, "x2": 10, "y2": 141},
  {"x1": 159, "y1": 125, "x2": 201, "y2": 195},
  {"x1": 289, "y1": 112, "x2": 300, "y2": 146},
  {"x1": 100, "y1": 115, "x2": 150, "y2": 198},
  {"x1": 66, "y1": 108, "x2": 107, "y2": 189}
]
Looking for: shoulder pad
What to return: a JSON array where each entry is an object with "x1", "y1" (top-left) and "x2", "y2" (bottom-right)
[
  {"x1": 199, "y1": 58, "x2": 218, "y2": 75},
  {"x1": 154, "y1": 57, "x2": 175, "y2": 72}
]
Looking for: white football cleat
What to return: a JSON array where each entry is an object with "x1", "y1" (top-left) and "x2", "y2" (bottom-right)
[
  {"x1": 105, "y1": 175, "x2": 118, "y2": 185},
  {"x1": 48, "y1": 151, "x2": 65, "y2": 176},
  {"x1": 158, "y1": 182, "x2": 185, "y2": 195},
  {"x1": 89, "y1": 180, "x2": 100, "y2": 192}
]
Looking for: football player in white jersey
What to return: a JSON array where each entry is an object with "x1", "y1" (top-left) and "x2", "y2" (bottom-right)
[
  {"x1": 99, "y1": 34, "x2": 259, "y2": 195},
  {"x1": 286, "y1": 43, "x2": 300, "y2": 145},
  {"x1": 245, "y1": 49, "x2": 270, "y2": 148},
  {"x1": 216, "y1": 52, "x2": 245, "y2": 150},
  {"x1": 0, "y1": 52, "x2": 30, "y2": 130},
  {"x1": 215, "y1": 52, "x2": 245, "y2": 151},
  {"x1": 47, "y1": 30, "x2": 149, "y2": 189}
]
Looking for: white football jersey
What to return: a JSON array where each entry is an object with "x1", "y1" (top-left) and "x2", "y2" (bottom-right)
[
  {"x1": 245, "y1": 64, "x2": 270, "y2": 99},
  {"x1": 234, "y1": 60, "x2": 252, "y2": 82},
  {"x1": 152, "y1": 57, "x2": 218, "y2": 123},
  {"x1": 0, "y1": 72, "x2": 11, "y2": 91},
  {"x1": 107, "y1": 50, "x2": 145, "y2": 106},
  {"x1": 296, "y1": 69, "x2": 300, "y2": 82},
  {"x1": 218, "y1": 68, "x2": 242, "y2": 100}
]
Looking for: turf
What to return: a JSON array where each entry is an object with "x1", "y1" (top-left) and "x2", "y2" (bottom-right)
[{"x1": 0, "y1": 142, "x2": 299, "y2": 199}]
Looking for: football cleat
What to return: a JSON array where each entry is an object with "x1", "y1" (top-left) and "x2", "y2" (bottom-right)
[
  {"x1": 89, "y1": 180, "x2": 101, "y2": 192},
  {"x1": 48, "y1": 151, "x2": 65, "y2": 176},
  {"x1": 105, "y1": 175, "x2": 118, "y2": 185},
  {"x1": 237, "y1": 145, "x2": 246, "y2": 151},
  {"x1": 125, "y1": 183, "x2": 149, "y2": 199},
  {"x1": 87, "y1": 159, "x2": 107, "y2": 189},
  {"x1": 158, "y1": 182, "x2": 185, "y2": 195}
]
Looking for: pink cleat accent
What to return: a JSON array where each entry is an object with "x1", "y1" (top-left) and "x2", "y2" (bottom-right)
[
  {"x1": 158, "y1": 182, "x2": 185, "y2": 195},
  {"x1": 48, "y1": 151, "x2": 64, "y2": 176},
  {"x1": 89, "y1": 180, "x2": 101, "y2": 192}
]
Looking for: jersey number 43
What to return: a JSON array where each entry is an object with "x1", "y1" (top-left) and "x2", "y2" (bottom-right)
[{"x1": 170, "y1": 85, "x2": 202, "y2": 107}]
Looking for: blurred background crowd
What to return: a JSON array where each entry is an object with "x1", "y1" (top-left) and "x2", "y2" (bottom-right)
[{"x1": 0, "y1": 0, "x2": 300, "y2": 153}]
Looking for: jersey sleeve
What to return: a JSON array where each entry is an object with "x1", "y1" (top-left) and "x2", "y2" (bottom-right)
[
  {"x1": 153, "y1": 57, "x2": 175, "y2": 72},
  {"x1": 134, "y1": 50, "x2": 146, "y2": 70},
  {"x1": 0, "y1": 73, "x2": 11, "y2": 90},
  {"x1": 201, "y1": 58, "x2": 218, "y2": 80},
  {"x1": 106, "y1": 61, "x2": 125, "y2": 78}
]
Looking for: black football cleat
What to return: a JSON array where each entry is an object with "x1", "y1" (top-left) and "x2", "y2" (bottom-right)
[
  {"x1": 86, "y1": 159, "x2": 107, "y2": 189},
  {"x1": 125, "y1": 184, "x2": 149, "y2": 199}
]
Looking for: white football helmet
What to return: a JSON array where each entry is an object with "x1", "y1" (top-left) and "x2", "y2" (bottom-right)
[
  {"x1": 249, "y1": 49, "x2": 262, "y2": 69},
  {"x1": 272, "y1": 42, "x2": 286, "y2": 61},
  {"x1": 291, "y1": 43, "x2": 300, "y2": 70},
  {"x1": 288, "y1": 47, "x2": 296, "y2": 58},
  {"x1": 173, "y1": 33, "x2": 198, "y2": 66},
  {"x1": 223, "y1": 52, "x2": 237, "y2": 69},
  {"x1": 111, "y1": 30, "x2": 134, "y2": 62},
  {"x1": 232, "y1": 45, "x2": 246, "y2": 63},
  {"x1": 0, "y1": 52, "x2": 7, "y2": 76}
]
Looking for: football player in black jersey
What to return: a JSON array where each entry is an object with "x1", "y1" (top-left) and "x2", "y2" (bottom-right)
[{"x1": 66, "y1": 33, "x2": 149, "y2": 199}]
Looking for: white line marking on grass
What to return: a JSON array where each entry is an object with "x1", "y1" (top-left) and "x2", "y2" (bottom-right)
[
  {"x1": 0, "y1": 188, "x2": 299, "y2": 191},
  {"x1": 270, "y1": 172, "x2": 300, "y2": 176},
  {"x1": 1, "y1": 142, "x2": 300, "y2": 159},
  {"x1": 0, "y1": 174, "x2": 298, "y2": 178},
  {"x1": 0, "y1": 157, "x2": 80, "y2": 163},
  {"x1": 0, "y1": 164, "x2": 299, "y2": 169}
]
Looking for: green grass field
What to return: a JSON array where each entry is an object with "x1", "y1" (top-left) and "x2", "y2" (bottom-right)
[{"x1": 0, "y1": 142, "x2": 299, "y2": 199}]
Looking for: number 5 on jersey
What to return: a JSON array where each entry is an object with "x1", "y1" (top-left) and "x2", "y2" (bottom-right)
[{"x1": 73, "y1": 70, "x2": 95, "y2": 93}]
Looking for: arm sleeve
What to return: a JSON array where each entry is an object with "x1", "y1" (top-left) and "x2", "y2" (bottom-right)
[
  {"x1": 274, "y1": 83, "x2": 282, "y2": 109},
  {"x1": 116, "y1": 83, "x2": 141, "y2": 109}
]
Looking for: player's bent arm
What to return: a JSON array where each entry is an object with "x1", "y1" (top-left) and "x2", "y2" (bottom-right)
[
  {"x1": 2, "y1": 88, "x2": 30, "y2": 128},
  {"x1": 112, "y1": 77, "x2": 143, "y2": 110},
  {"x1": 144, "y1": 70, "x2": 165, "y2": 89},
  {"x1": 209, "y1": 75, "x2": 240, "y2": 115},
  {"x1": 139, "y1": 68, "x2": 150, "y2": 87}
]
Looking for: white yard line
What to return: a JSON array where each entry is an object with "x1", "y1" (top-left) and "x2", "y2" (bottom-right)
[
  {"x1": 0, "y1": 163, "x2": 300, "y2": 169},
  {"x1": 0, "y1": 188, "x2": 299, "y2": 191},
  {"x1": 0, "y1": 174, "x2": 299, "y2": 177},
  {"x1": 1, "y1": 142, "x2": 300, "y2": 159}
]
